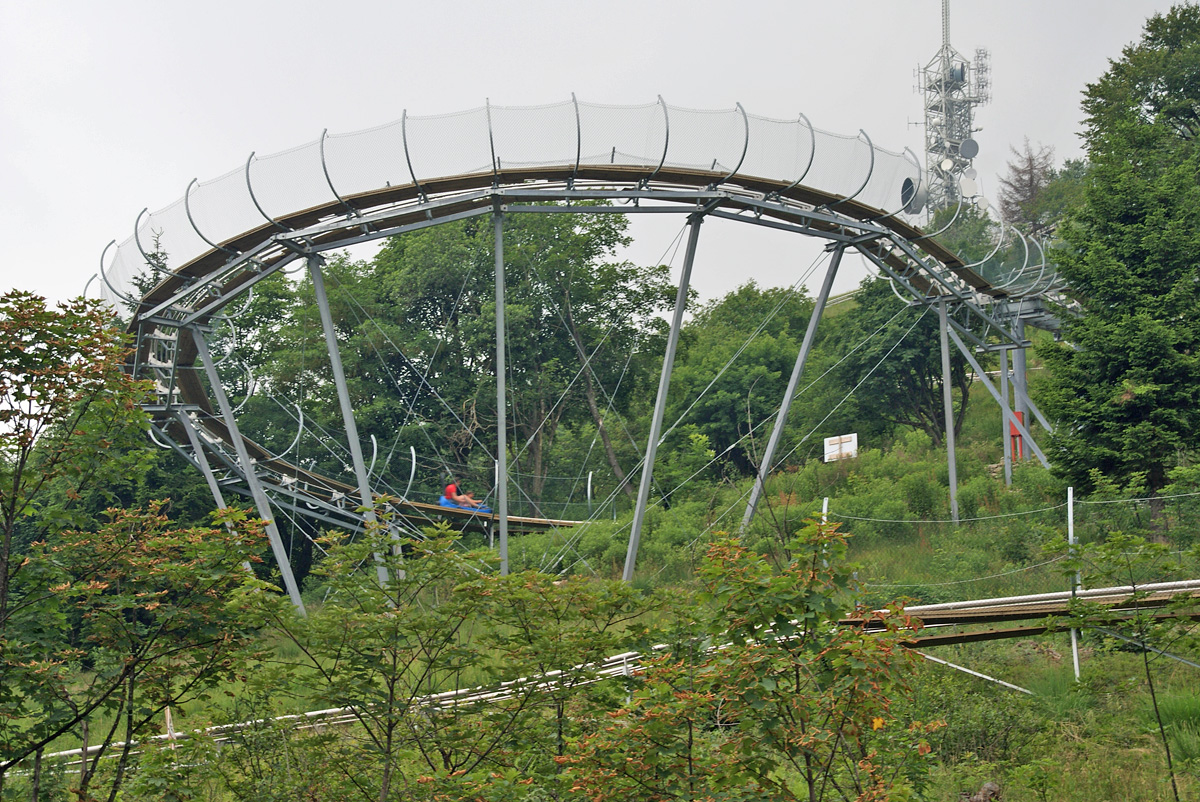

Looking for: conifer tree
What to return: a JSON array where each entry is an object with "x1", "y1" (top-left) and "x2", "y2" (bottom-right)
[{"x1": 1040, "y1": 4, "x2": 1200, "y2": 516}]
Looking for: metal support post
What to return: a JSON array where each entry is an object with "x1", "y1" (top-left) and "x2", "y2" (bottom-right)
[
  {"x1": 939, "y1": 298, "x2": 960, "y2": 523},
  {"x1": 494, "y1": 207, "x2": 510, "y2": 575},
  {"x1": 308, "y1": 254, "x2": 391, "y2": 587},
  {"x1": 947, "y1": 327, "x2": 1051, "y2": 467},
  {"x1": 742, "y1": 245, "x2": 845, "y2": 530},
  {"x1": 1012, "y1": 317, "x2": 1030, "y2": 457},
  {"x1": 176, "y1": 410, "x2": 253, "y2": 572},
  {"x1": 192, "y1": 328, "x2": 306, "y2": 614},
  {"x1": 1068, "y1": 486, "x2": 1081, "y2": 681},
  {"x1": 177, "y1": 410, "x2": 229, "y2": 510},
  {"x1": 624, "y1": 214, "x2": 703, "y2": 582},
  {"x1": 1000, "y1": 348, "x2": 1013, "y2": 486}
]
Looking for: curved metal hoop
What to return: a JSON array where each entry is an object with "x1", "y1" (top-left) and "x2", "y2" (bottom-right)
[
  {"x1": 644, "y1": 96, "x2": 670, "y2": 184},
  {"x1": 825, "y1": 129, "x2": 875, "y2": 211},
  {"x1": 147, "y1": 424, "x2": 177, "y2": 451},
  {"x1": 714, "y1": 102, "x2": 750, "y2": 186},
  {"x1": 258, "y1": 402, "x2": 305, "y2": 463},
  {"x1": 570, "y1": 92, "x2": 582, "y2": 188},
  {"x1": 401, "y1": 109, "x2": 427, "y2": 201},
  {"x1": 486, "y1": 98, "x2": 498, "y2": 181},
  {"x1": 779, "y1": 112, "x2": 818, "y2": 196},
  {"x1": 245, "y1": 152, "x2": 292, "y2": 232},
  {"x1": 99, "y1": 239, "x2": 139, "y2": 306},
  {"x1": 185, "y1": 178, "x2": 238, "y2": 256},
  {"x1": 320, "y1": 129, "x2": 359, "y2": 218}
]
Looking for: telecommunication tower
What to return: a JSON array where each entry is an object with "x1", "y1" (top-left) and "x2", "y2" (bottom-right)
[{"x1": 918, "y1": 0, "x2": 990, "y2": 213}]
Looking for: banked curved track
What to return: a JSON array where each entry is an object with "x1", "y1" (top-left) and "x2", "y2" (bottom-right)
[{"x1": 102, "y1": 99, "x2": 1059, "y2": 578}]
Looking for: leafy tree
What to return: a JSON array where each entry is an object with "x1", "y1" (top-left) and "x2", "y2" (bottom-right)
[
  {"x1": 0, "y1": 504, "x2": 266, "y2": 799},
  {"x1": 234, "y1": 210, "x2": 673, "y2": 510},
  {"x1": 830, "y1": 277, "x2": 971, "y2": 447},
  {"x1": 1039, "y1": 4, "x2": 1200, "y2": 516},
  {"x1": 0, "y1": 290, "x2": 151, "y2": 638},
  {"x1": 560, "y1": 518, "x2": 937, "y2": 801},
  {"x1": 667, "y1": 282, "x2": 815, "y2": 475},
  {"x1": 932, "y1": 203, "x2": 1000, "y2": 266},
  {"x1": 248, "y1": 514, "x2": 659, "y2": 801}
]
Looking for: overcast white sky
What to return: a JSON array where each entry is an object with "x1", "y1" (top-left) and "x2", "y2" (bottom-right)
[{"x1": 0, "y1": 1, "x2": 1180, "y2": 306}]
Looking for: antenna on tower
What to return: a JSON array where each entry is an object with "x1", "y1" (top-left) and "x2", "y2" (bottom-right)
[{"x1": 916, "y1": 0, "x2": 990, "y2": 214}]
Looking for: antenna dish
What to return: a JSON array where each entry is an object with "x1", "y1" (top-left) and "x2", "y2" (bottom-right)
[
  {"x1": 964, "y1": 167, "x2": 978, "y2": 180},
  {"x1": 940, "y1": 157, "x2": 955, "y2": 172},
  {"x1": 960, "y1": 138, "x2": 979, "y2": 159},
  {"x1": 959, "y1": 177, "x2": 978, "y2": 197}
]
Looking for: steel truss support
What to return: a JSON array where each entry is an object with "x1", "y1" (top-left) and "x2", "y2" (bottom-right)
[
  {"x1": 1000, "y1": 348, "x2": 1013, "y2": 486},
  {"x1": 494, "y1": 206, "x2": 510, "y2": 575},
  {"x1": 742, "y1": 244, "x2": 845, "y2": 530},
  {"x1": 1012, "y1": 317, "x2": 1030, "y2": 450},
  {"x1": 308, "y1": 254, "x2": 394, "y2": 587},
  {"x1": 624, "y1": 212, "x2": 704, "y2": 582},
  {"x1": 946, "y1": 327, "x2": 1050, "y2": 468},
  {"x1": 1008, "y1": 365, "x2": 1053, "y2": 433},
  {"x1": 192, "y1": 327, "x2": 306, "y2": 614},
  {"x1": 176, "y1": 410, "x2": 253, "y2": 572},
  {"x1": 939, "y1": 298, "x2": 960, "y2": 523}
]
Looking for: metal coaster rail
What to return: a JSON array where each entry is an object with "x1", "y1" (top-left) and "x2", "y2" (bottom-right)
[{"x1": 104, "y1": 99, "x2": 1064, "y2": 601}]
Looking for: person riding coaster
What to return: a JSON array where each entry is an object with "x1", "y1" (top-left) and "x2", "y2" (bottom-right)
[{"x1": 439, "y1": 480, "x2": 492, "y2": 513}]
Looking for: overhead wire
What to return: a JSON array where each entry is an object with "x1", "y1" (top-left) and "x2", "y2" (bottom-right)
[{"x1": 549, "y1": 268, "x2": 923, "y2": 574}]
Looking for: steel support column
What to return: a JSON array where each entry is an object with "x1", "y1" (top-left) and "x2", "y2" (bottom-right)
[
  {"x1": 939, "y1": 298, "x2": 960, "y2": 523},
  {"x1": 192, "y1": 328, "x2": 306, "y2": 614},
  {"x1": 1000, "y1": 348, "x2": 1013, "y2": 487},
  {"x1": 947, "y1": 327, "x2": 1050, "y2": 467},
  {"x1": 308, "y1": 254, "x2": 390, "y2": 587},
  {"x1": 176, "y1": 410, "x2": 253, "y2": 572},
  {"x1": 1012, "y1": 317, "x2": 1030, "y2": 457},
  {"x1": 623, "y1": 215, "x2": 703, "y2": 582},
  {"x1": 742, "y1": 245, "x2": 845, "y2": 530},
  {"x1": 494, "y1": 207, "x2": 510, "y2": 575}
]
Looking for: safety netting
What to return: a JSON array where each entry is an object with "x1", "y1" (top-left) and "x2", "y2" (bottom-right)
[{"x1": 97, "y1": 98, "x2": 1051, "y2": 305}]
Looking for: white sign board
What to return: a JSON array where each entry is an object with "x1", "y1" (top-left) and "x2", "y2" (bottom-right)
[{"x1": 823, "y1": 433, "x2": 858, "y2": 463}]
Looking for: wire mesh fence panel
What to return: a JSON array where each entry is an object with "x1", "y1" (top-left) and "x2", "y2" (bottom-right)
[
  {"x1": 577, "y1": 101, "x2": 666, "y2": 170},
  {"x1": 801, "y1": 128, "x2": 874, "y2": 205},
  {"x1": 491, "y1": 101, "x2": 578, "y2": 170},
  {"x1": 323, "y1": 118, "x2": 411, "y2": 199},
  {"x1": 137, "y1": 196, "x2": 208, "y2": 275},
  {"x1": 404, "y1": 107, "x2": 494, "y2": 183},
  {"x1": 247, "y1": 139, "x2": 338, "y2": 223},
  {"x1": 856, "y1": 143, "x2": 918, "y2": 215},
  {"x1": 97, "y1": 97, "x2": 1061, "y2": 312},
  {"x1": 660, "y1": 105, "x2": 746, "y2": 175},
  {"x1": 188, "y1": 165, "x2": 270, "y2": 250},
  {"x1": 740, "y1": 113, "x2": 815, "y2": 185}
]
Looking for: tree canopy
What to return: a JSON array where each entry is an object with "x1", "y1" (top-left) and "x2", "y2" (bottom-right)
[{"x1": 1039, "y1": 4, "x2": 1200, "y2": 505}]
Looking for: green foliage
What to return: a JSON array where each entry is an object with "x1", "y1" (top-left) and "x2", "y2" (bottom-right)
[
  {"x1": 668, "y1": 280, "x2": 814, "y2": 474},
  {"x1": 0, "y1": 290, "x2": 153, "y2": 620},
  {"x1": 0, "y1": 504, "x2": 266, "y2": 797},
  {"x1": 244, "y1": 513, "x2": 663, "y2": 800},
  {"x1": 827, "y1": 277, "x2": 971, "y2": 447},
  {"x1": 560, "y1": 520, "x2": 937, "y2": 801},
  {"x1": 1040, "y1": 4, "x2": 1200, "y2": 506}
]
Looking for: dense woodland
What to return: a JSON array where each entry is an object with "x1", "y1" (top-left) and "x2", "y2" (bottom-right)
[{"x1": 4, "y1": 6, "x2": 1200, "y2": 801}]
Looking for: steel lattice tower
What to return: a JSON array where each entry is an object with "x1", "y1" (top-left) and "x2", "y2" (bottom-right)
[{"x1": 919, "y1": 0, "x2": 990, "y2": 213}]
